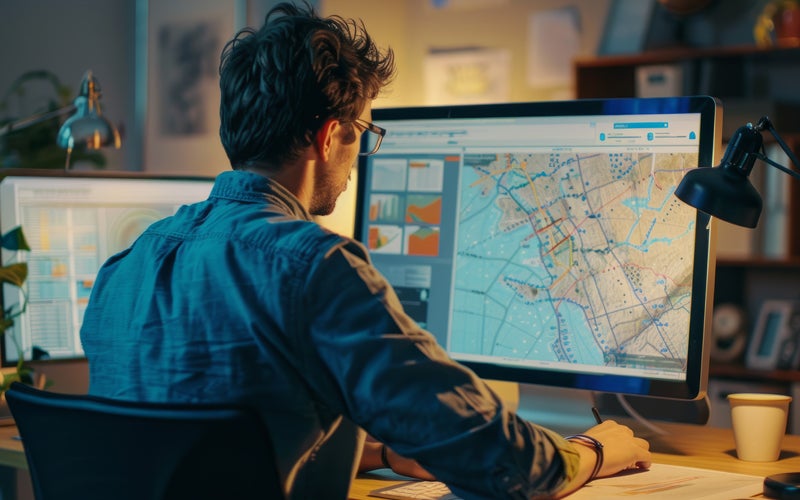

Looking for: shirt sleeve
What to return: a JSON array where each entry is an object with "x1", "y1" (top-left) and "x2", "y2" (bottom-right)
[{"x1": 301, "y1": 238, "x2": 581, "y2": 499}]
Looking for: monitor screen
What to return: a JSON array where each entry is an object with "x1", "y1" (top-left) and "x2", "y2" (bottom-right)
[
  {"x1": 354, "y1": 96, "x2": 720, "y2": 402},
  {"x1": 0, "y1": 171, "x2": 214, "y2": 365}
]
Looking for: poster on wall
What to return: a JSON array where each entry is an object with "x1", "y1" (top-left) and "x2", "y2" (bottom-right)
[
  {"x1": 526, "y1": 7, "x2": 581, "y2": 90},
  {"x1": 424, "y1": 48, "x2": 510, "y2": 105},
  {"x1": 142, "y1": 0, "x2": 242, "y2": 175}
]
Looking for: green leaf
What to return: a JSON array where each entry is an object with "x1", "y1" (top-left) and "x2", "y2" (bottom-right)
[
  {"x1": 0, "y1": 262, "x2": 27, "y2": 288},
  {"x1": 16, "y1": 365, "x2": 33, "y2": 385},
  {"x1": 0, "y1": 371, "x2": 21, "y2": 392},
  {"x1": 0, "y1": 226, "x2": 30, "y2": 252}
]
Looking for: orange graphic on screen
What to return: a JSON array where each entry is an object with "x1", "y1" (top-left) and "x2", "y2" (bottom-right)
[
  {"x1": 406, "y1": 226, "x2": 439, "y2": 257},
  {"x1": 369, "y1": 227, "x2": 386, "y2": 249},
  {"x1": 368, "y1": 225, "x2": 403, "y2": 253},
  {"x1": 406, "y1": 195, "x2": 442, "y2": 225}
]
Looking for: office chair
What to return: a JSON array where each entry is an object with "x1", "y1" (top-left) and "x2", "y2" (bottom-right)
[{"x1": 5, "y1": 382, "x2": 285, "y2": 500}]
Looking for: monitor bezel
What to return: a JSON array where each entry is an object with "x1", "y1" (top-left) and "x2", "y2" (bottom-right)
[{"x1": 354, "y1": 96, "x2": 721, "y2": 400}]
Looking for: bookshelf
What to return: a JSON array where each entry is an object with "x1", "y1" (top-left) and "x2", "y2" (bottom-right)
[{"x1": 574, "y1": 45, "x2": 800, "y2": 418}]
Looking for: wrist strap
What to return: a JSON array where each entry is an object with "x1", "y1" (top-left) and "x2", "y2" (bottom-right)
[
  {"x1": 566, "y1": 434, "x2": 603, "y2": 482},
  {"x1": 380, "y1": 444, "x2": 392, "y2": 469}
]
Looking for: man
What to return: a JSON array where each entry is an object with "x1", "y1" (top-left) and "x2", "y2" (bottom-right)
[{"x1": 80, "y1": 3, "x2": 650, "y2": 498}]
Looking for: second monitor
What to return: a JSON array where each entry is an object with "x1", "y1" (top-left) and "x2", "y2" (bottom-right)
[{"x1": 0, "y1": 171, "x2": 215, "y2": 365}]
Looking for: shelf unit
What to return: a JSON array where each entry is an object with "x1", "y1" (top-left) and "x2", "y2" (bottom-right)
[
  {"x1": 574, "y1": 43, "x2": 800, "y2": 102},
  {"x1": 574, "y1": 45, "x2": 800, "y2": 425}
]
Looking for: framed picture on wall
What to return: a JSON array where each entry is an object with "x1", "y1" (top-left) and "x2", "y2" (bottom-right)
[
  {"x1": 746, "y1": 300, "x2": 800, "y2": 371},
  {"x1": 424, "y1": 48, "x2": 510, "y2": 105},
  {"x1": 138, "y1": 0, "x2": 244, "y2": 176}
]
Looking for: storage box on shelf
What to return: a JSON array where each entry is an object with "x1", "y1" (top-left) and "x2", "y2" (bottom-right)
[{"x1": 574, "y1": 44, "x2": 800, "y2": 101}]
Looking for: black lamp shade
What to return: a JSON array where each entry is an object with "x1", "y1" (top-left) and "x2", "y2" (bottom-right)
[
  {"x1": 675, "y1": 166, "x2": 762, "y2": 228},
  {"x1": 674, "y1": 123, "x2": 766, "y2": 228}
]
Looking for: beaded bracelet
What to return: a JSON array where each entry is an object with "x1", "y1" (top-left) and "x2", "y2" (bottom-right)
[{"x1": 565, "y1": 434, "x2": 604, "y2": 482}]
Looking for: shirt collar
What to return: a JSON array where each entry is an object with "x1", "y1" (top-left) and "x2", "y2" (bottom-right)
[{"x1": 210, "y1": 170, "x2": 313, "y2": 222}]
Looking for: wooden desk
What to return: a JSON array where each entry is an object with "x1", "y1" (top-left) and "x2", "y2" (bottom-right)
[
  {"x1": 3, "y1": 421, "x2": 800, "y2": 499},
  {"x1": 0, "y1": 425, "x2": 26, "y2": 470},
  {"x1": 348, "y1": 422, "x2": 800, "y2": 499},
  {"x1": 0, "y1": 425, "x2": 27, "y2": 500}
]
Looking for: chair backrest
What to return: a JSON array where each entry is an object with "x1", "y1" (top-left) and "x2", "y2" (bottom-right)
[{"x1": 5, "y1": 382, "x2": 284, "y2": 500}]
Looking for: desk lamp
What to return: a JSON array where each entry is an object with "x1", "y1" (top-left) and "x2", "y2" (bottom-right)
[
  {"x1": 674, "y1": 116, "x2": 800, "y2": 228},
  {"x1": 675, "y1": 116, "x2": 800, "y2": 498},
  {"x1": 0, "y1": 71, "x2": 121, "y2": 169}
]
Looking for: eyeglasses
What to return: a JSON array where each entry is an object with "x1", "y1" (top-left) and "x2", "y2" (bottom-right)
[{"x1": 353, "y1": 119, "x2": 386, "y2": 156}]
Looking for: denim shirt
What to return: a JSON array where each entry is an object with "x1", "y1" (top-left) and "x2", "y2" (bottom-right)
[{"x1": 80, "y1": 170, "x2": 579, "y2": 499}]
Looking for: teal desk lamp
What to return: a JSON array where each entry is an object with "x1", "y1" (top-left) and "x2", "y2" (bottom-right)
[{"x1": 0, "y1": 71, "x2": 121, "y2": 169}]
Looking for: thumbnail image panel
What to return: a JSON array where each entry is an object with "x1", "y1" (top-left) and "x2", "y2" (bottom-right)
[
  {"x1": 371, "y1": 159, "x2": 408, "y2": 191},
  {"x1": 405, "y1": 225, "x2": 440, "y2": 257},
  {"x1": 405, "y1": 194, "x2": 442, "y2": 225},
  {"x1": 368, "y1": 224, "x2": 403, "y2": 254},
  {"x1": 407, "y1": 159, "x2": 444, "y2": 192},
  {"x1": 369, "y1": 193, "x2": 405, "y2": 224}
]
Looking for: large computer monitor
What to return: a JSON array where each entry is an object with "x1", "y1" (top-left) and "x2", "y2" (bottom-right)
[
  {"x1": 0, "y1": 170, "x2": 215, "y2": 365},
  {"x1": 354, "y1": 97, "x2": 721, "y2": 428}
]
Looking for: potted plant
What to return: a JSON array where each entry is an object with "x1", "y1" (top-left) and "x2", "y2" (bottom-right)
[{"x1": 0, "y1": 225, "x2": 31, "y2": 393}]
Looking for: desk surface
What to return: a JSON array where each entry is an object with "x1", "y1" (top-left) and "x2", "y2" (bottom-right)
[
  {"x1": 0, "y1": 424, "x2": 26, "y2": 470},
  {"x1": 3, "y1": 420, "x2": 800, "y2": 498},
  {"x1": 348, "y1": 422, "x2": 800, "y2": 499}
]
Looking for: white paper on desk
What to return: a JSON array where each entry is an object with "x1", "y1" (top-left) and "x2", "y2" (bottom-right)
[{"x1": 565, "y1": 463, "x2": 763, "y2": 499}]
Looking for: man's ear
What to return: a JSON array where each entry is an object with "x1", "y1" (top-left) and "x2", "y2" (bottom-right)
[{"x1": 314, "y1": 118, "x2": 339, "y2": 161}]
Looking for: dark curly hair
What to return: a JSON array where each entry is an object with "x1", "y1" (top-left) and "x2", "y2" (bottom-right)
[{"x1": 218, "y1": 2, "x2": 395, "y2": 169}]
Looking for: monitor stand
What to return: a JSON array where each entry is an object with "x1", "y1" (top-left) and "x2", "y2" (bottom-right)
[{"x1": 485, "y1": 380, "x2": 599, "y2": 436}]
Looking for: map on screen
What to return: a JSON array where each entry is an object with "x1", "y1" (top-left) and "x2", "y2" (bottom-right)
[{"x1": 450, "y1": 151, "x2": 698, "y2": 376}]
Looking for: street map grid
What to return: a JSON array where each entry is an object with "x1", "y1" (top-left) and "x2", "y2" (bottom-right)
[{"x1": 450, "y1": 151, "x2": 698, "y2": 376}]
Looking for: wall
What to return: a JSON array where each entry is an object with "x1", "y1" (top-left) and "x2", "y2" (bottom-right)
[
  {"x1": 324, "y1": 0, "x2": 611, "y2": 107},
  {"x1": 0, "y1": 0, "x2": 137, "y2": 172}
]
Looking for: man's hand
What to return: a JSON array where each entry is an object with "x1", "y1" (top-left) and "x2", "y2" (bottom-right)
[{"x1": 557, "y1": 420, "x2": 651, "y2": 498}]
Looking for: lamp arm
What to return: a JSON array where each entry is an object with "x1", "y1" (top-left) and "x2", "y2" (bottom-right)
[
  {"x1": 750, "y1": 151, "x2": 800, "y2": 182},
  {"x1": 0, "y1": 104, "x2": 76, "y2": 138},
  {"x1": 755, "y1": 116, "x2": 800, "y2": 181}
]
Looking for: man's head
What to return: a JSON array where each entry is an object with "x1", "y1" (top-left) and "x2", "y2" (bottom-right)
[{"x1": 218, "y1": 2, "x2": 395, "y2": 171}]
